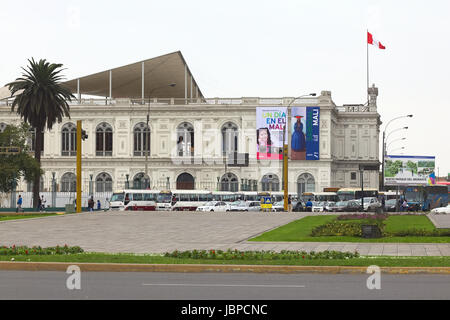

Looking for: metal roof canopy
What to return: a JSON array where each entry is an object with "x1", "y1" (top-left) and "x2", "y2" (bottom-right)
[{"x1": 63, "y1": 51, "x2": 204, "y2": 100}]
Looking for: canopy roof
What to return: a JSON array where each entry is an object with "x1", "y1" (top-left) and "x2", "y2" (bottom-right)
[
  {"x1": 63, "y1": 51, "x2": 204, "y2": 99},
  {"x1": 0, "y1": 51, "x2": 204, "y2": 100}
]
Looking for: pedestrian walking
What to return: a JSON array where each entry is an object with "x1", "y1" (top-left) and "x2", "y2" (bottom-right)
[
  {"x1": 381, "y1": 196, "x2": 385, "y2": 212},
  {"x1": 97, "y1": 200, "x2": 101, "y2": 211},
  {"x1": 40, "y1": 195, "x2": 46, "y2": 211},
  {"x1": 88, "y1": 197, "x2": 94, "y2": 212},
  {"x1": 16, "y1": 195, "x2": 23, "y2": 213},
  {"x1": 288, "y1": 195, "x2": 292, "y2": 212},
  {"x1": 37, "y1": 196, "x2": 42, "y2": 212}
]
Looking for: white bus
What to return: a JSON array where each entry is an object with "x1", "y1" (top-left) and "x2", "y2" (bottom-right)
[
  {"x1": 211, "y1": 191, "x2": 240, "y2": 202},
  {"x1": 156, "y1": 190, "x2": 173, "y2": 211},
  {"x1": 171, "y1": 190, "x2": 212, "y2": 211},
  {"x1": 302, "y1": 192, "x2": 339, "y2": 202},
  {"x1": 237, "y1": 191, "x2": 259, "y2": 201},
  {"x1": 109, "y1": 189, "x2": 158, "y2": 211},
  {"x1": 270, "y1": 191, "x2": 298, "y2": 202}
]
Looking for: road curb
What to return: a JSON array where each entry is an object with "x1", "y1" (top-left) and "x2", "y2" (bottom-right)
[{"x1": 1, "y1": 261, "x2": 450, "y2": 274}]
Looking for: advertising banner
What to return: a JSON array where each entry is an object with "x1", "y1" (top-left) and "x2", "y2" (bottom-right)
[
  {"x1": 384, "y1": 155, "x2": 435, "y2": 186},
  {"x1": 256, "y1": 107, "x2": 287, "y2": 160},
  {"x1": 291, "y1": 106, "x2": 320, "y2": 160}
]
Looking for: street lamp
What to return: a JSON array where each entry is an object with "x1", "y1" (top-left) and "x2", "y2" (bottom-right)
[
  {"x1": 389, "y1": 146, "x2": 405, "y2": 154},
  {"x1": 381, "y1": 115, "x2": 413, "y2": 190},
  {"x1": 386, "y1": 137, "x2": 406, "y2": 150},
  {"x1": 282, "y1": 93, "x2": 317, "y2": 211},
  {"x1": 144, "y1": 83, "x2": 176, "y2": 188},
  {"x1": 386, "y1": 127, "x2": 408, "y2": 144}
]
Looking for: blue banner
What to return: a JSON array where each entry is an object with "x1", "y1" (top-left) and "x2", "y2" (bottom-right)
[{"x1": 291, "y1": 106, "x2": 320, "y2": 160}]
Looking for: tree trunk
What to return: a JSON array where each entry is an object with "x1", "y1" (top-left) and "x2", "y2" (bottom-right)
[{"x1": 32, "y1": 129, "x2": 43, "y2": 209}]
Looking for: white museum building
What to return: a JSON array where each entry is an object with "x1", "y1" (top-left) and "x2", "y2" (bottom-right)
[{"x1": 0, "y1": 51, "x2": 381, "y2": 196}]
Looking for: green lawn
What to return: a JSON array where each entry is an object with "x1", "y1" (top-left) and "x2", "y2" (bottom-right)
[
  {"x1": 0, "y1": 213, "x2": 58, "y2": 221},
  {"x1": 1, "y1": 253, "x2": 450, "y2": 267},
  {"x1": 250, "y1": 215, "x2": 450, "y2": 243}
]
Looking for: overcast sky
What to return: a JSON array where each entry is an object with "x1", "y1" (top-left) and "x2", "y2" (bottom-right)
[{"x1": 1, "y1": 0, "x2": 449, "y2": 176}]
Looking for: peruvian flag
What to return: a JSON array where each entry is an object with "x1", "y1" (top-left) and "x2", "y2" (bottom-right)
[{"x1": 367, "y1": 31, "x2": 386, "y2": 49}]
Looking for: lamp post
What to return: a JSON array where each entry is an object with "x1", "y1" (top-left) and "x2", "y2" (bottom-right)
[
  {"x1": 386, "y1": 137, "x2": 406, "y2": 151},
  {"x1": 144, "y1": 83, "x2": 176, "y2": 188},
  {"x1": 282, "y1": 93, "x2": 317, "y2": 211},
  {"x1": 51, "y1": 172, "x2": 56, "y2": 208},
  {"x1": 389, "y1": 146, "x2": 405, "y2": 154},
  {"x1": 381, "y1": 115, "x2": 412, "y2": 190}
]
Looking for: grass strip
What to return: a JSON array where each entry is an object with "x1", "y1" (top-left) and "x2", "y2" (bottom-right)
[
  {"x1": 250, "y1": 215, "x2": 450, "y2": 243},
  {"x1": 1, "y1": 253, "x2": 450, "y2": 267},
  {"x1": 0, "y1": 214, "x2": 58, "y2": 221}
]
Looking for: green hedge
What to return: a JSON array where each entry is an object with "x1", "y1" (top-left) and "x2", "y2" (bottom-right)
[
  {"x1": 0, "y1": 245, "x2": 84, "y2": 255},
  {"x1": 164, "y1": 249, "x2": 360, "y2": 260}
]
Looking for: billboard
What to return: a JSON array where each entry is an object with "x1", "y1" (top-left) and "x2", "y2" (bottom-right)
[
  {"x1": 384, "y1": 155, "x2": 435, "y2": 186},
  {"x1": 256, "y1": 107, "x2": 287, "y2": 160},
  {"x1": 291, "y1": 107, "x2": 320, "y2": 160}
]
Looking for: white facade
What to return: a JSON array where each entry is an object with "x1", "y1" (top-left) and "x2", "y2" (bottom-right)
[{"x1": 0, "y1": 88, "x2": 381, "y2": 195}]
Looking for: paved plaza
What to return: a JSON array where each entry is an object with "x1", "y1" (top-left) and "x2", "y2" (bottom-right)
[{"x1": 0, "y1": 211, "x2": 449, "y2": 256}]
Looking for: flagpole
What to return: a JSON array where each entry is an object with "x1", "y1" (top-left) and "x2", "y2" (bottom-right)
[{"x1": 367, "y1": 29, "x2": 369, "y2": 103}]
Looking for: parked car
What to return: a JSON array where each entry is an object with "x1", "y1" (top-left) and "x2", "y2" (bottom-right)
[
  {"x1": 312, "y1": 201, "x2": 325, "y2": 213},
  {"x1": 244, "y1": 201, "x2": 261, "y2": 212},
  {"x1": 272, "y1": 201, "x2": 285, "y2": 212},
  {"x1": 339, "y1": 200, "x2": 362, "y2": 212},
  {"x1": 196, "y1": 201, "x2": 230, "y2": 212},
  {"x1": 293, "y1": 201, "x2": 306, "y2": 212},
  {"x1": 431, "y1": 204, "x2": 450, "y2": 214},
  {"x1": 329, "y1": 201, "x2": 349, "y2": 212},
  {"x1": 324, "y1": 201, "x2": 335, "y2": 212},
  {"x1": 363, "y1": 197, "x2": 382, "y2": 212},
  {"x1": 230, "y1": 201, "x2": 261, "y2": 212},
  {"x1": 229, "y1": 200, "x2": 246, "y2": 211},
  {"x1": 385, "y1": 199, "x2": 397, "y2": 212}
]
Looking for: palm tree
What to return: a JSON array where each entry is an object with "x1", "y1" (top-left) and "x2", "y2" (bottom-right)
[{"x1": 6, "y1": 58, "x2": 74, "y2": 209}]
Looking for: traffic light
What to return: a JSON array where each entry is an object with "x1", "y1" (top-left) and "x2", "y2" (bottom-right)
[{"x1": 81, "y1": 129, "x2": 88, "y2": 141}]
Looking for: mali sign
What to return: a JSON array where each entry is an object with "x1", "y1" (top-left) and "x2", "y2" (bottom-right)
[
  {"x1": 291, "y1": 107, "x2": 320, "y2": 160},
  {"x1": 384, "y1": 155, "x2": 435, "y2": 186}
]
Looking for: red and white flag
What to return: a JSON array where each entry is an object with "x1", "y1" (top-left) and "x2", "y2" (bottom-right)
[{"x1": 367, "y1": 31, "x2": 386, "y2": 49}]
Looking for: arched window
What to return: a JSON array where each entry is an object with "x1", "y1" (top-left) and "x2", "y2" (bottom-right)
[
  {"x1": 133, "y1": 123, "x2": 150, "y2": 156},
  {"x1": 297, "y1": 173, "x2": 315, "y2": 196},
  {"x1": 61, "y1": 123, "x2": 76, "y2": 156},
  {"x1": 28, "y1": 128, "x2": 44, "y2": 153},
  {"x1": 61, "y1": 172, "x2": 76, "y2": 192},
  {"x1": 0, "y1": 123, "x2": 7, "y2": 133},
  {"x1": 222, "y1": 122, "x2": 238, "y2": 156},
  {"x1": 176, "y1": 122, "x2": 194, "y2": 156},
  {"x1": 176, "y1": 173, "x2": 195, "y2": 190},
  {"x1": 96, "y1": 172, "x2": 113, "y2": 192},
  {"x1": 96, "y1": 123, "x2": 113, "y2": 156},
  {"x1": 220, "y1": 173, "x2": 239, "y2": 192},
  {"x1": 261, "y1": 174, "x2": 280, "y2": 192},
  {"x1": 133, "y1": 172, "x2": 150, "y2": 189}
]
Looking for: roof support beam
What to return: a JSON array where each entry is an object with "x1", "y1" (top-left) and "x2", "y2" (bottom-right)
[
  {"x1": 109, "y1": 70, "x2": 112, "y2": 100},
  {"x1": 185, "y1": 64, "x2": 187, "y2": 102},
  {"x1": 141, "y1": 61, "x2": 145, "y2": 102},
  {"x1": 77, "y1": 79, "x2": 80, "y2": 103}
]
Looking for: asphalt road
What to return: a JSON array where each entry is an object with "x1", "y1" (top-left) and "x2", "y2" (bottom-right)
[{"x1": 0, "y1": 271, "x2": 449, "y2": 300}]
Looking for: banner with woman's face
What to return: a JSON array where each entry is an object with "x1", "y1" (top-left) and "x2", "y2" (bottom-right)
[{"x1": 256, "y1": 107, "x2": 287, "y2": 160}]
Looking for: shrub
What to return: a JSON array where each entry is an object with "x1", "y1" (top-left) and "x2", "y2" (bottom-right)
[
  {"x1": 0, "y1": 245, "x2": 84, "y2": 255},
  {"x1": 337, "y1": 213, "x2": 389, "y2": 221},
  {"x1": 383, "y1": 229, "x2": 450, "y2": 237},
  {"x1": 163, "y1": 249, "x2": 360, "y2": 260}
]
